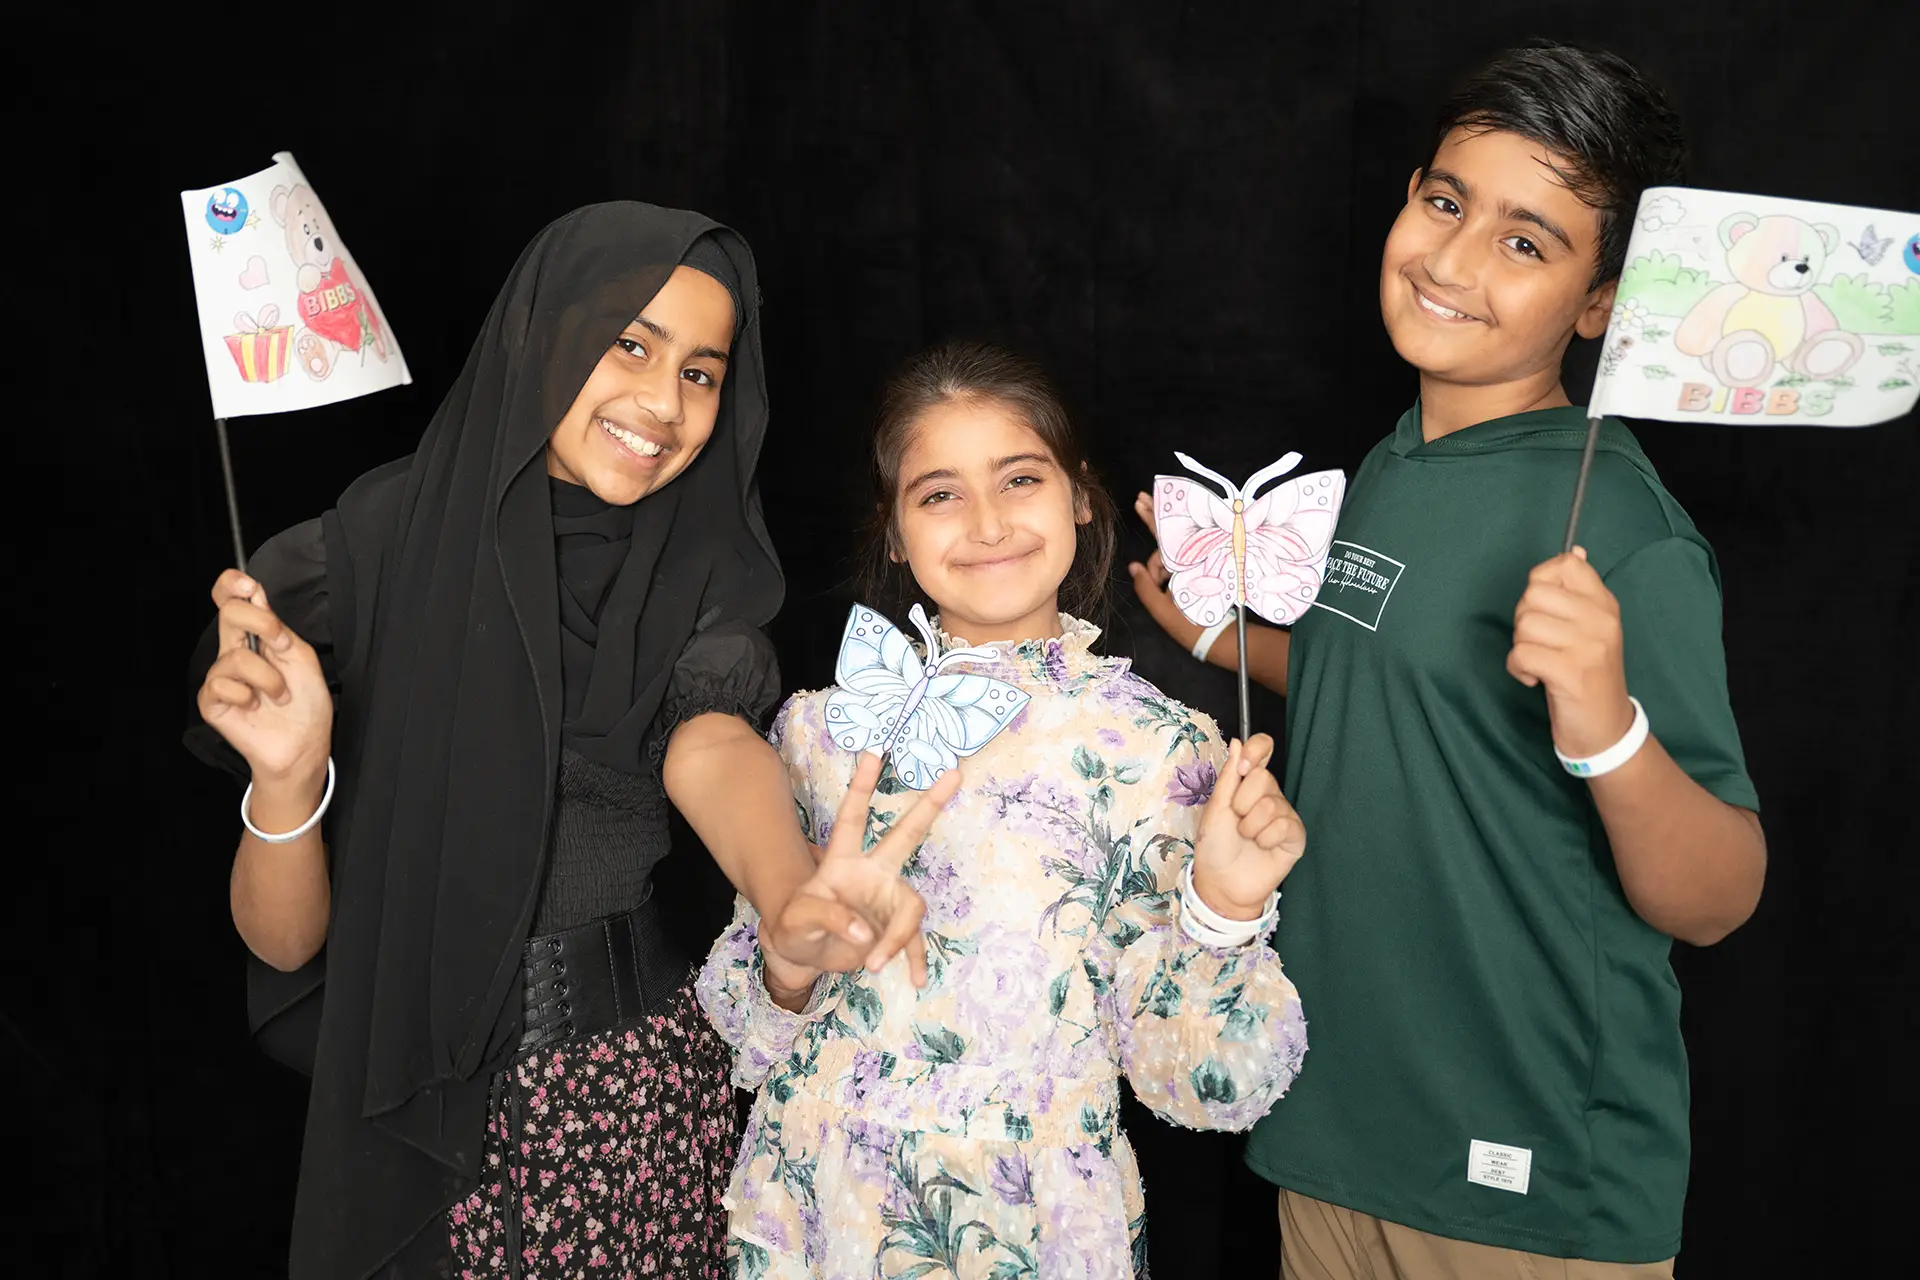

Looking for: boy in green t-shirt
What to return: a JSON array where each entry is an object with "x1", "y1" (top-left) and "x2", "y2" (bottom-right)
[{"x1": 1128, "y1": 42, "x2": 1764, "y2": 1279}]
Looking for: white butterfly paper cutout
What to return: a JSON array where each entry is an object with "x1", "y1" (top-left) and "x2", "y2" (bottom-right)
[
  {"x1": 824, "y1": 603, "x2": 1031, "y2": 790},
  {"x1": 1152, "y1": 451, "x2": 1346, "y2": 628}
]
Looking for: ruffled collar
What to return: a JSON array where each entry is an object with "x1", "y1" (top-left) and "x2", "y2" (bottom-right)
[{"x1": 932, "y1": 612, "x2": 1123, "y2": 692}]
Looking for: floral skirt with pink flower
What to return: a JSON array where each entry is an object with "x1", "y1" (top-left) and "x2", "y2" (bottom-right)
[{"x1": 448, "y1": 982, "x2": 739, "y2": 1279}]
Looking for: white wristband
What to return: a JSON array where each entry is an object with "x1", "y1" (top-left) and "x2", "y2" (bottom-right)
[
  {"x1": 1191, "y1": 613, "x2": 1233, "y2": 663},
  {"x1": 1554, "y1": 698, "x2": 1649, "y2": 778},
  {"x1": 1178, "y1": 859, "x2": 1278, "y2": 948},
  {"x1": 241, "y1": 757, "x2": 336, "y2": 844}
]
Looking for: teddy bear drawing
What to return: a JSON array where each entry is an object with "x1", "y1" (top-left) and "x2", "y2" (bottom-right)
[
  {"x1": 1675, "y1": 212, "x2": 1864, "y2": 388},
  {"x1": 269, "y1": 183, "x2": 390, "y2": 381}
]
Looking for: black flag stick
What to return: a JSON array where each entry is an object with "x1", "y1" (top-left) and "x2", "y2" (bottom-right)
[
  {"x1": 214, "y1": 416, "x2": 260, "y2": 653},
  {"x1": 214, "y1": 417, "x2": 248, "y2": 573},
  {"x1": 1561, "y1": 415, "x2": 1603, "y2": 554},
  {"x1": 1234, "y1": 605, "x2": 1251, "y2": 745}
]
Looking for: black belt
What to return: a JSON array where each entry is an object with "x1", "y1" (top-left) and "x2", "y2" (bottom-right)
[{"x1": 518, "y1": 889, "x2": 690, "y2": 1053}]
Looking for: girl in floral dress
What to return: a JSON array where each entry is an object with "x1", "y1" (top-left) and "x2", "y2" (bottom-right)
[{"x1": 698, "y1": 341, "x2": 1311, "y2": 1279}]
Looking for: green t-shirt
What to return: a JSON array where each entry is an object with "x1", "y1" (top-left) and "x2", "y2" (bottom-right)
[{"x1": 1244, "y1": 404, "x2": 1757, "y2": 1263}]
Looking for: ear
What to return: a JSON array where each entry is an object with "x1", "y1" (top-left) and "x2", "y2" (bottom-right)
[
  {"x1": 1813, "y1": 222, "x2": 1841, "y2": 254},
  {"x1": 1575, "y1": 279, "x2": 1618, "y2": 341},
  {"x1": 1718, "y1": 213, "x2": 1759, "y2": 249},
  {"x1": 1406, "y1": 167, "x2": 1424, "y2": 203},
  {"x1": 1074, "y1": 461, "x2": 1094, "y2": 525},
  {"x1": 270, "y1": 185, "x2": 291, "y2": 227}
]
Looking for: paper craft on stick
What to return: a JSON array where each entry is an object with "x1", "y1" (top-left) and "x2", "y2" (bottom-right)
[
  {"x1": 181, "y1": 152, "x2": 411, "y2": 422},
  {"x1": 1152, "y1": 452, "x2": 1345, "y2": 740},
  {"x1": 1152, "y1": 452, "x2": 1346, "y2": 628},
  {"x1": 825, "y1": 603, "x2": 1030, "y2": 790},
  {"x1": 1561, "y1": 186, "x2": 1917, "y2": 551},
  {"x1": 180, "y1": 152, "x2": 412, "y2": 578}
]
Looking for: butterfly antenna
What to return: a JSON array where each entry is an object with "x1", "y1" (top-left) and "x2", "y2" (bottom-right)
[
  {"x1": 1174, "y1": 451, "x2": 1240, "y2": 500},
  {"x1": 907, "y1": 602, "x2": 942, "y2": 660},
  {"x1": 1242, "y1": 452, "x2": 1305, "y2": 504}
]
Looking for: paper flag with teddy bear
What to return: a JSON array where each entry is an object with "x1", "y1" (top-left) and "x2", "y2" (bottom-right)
[
  {"x1": 180, "y1": 152, "x2": 410, "y2": 419},
  {"x1": 1593, "y1": 187, "x2": 1918, "y2": 428}
]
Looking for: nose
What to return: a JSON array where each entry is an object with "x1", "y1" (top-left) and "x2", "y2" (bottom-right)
[
  {"x1": 631, "y1": 363, "x2": 684, "y2": 426},
  {"x1": 1794, "y1": 262, "x2": 1809, "y2": 274},
  {"x1": 313, "y1": 236, "x2": 326, "y2": 254},
  {"x1": 1423, "y1": 223, "x2": 1481, "y2": 290},
  {"x1": 971, "y1": 493, "x2": 1013, "y2": 545}
]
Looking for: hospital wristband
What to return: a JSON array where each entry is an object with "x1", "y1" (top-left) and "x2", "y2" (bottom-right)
[
  {"x1": 1191, "y1": 614, "x2": 1233, "y2": 663},
  {"x1": 1178, "y1": 858, "x2": 1278, "y2": 948},
  {"x1": 1554, "y1": 697, "x2": 1650, "y2": 778}
]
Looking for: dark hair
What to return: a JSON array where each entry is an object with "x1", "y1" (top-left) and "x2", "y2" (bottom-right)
[
  {"x1": 858, "y1": 340, "x2": 1118, "y2": 623},
  {"x1": 1428, "y1": 41, "x2": 1686, "y2": 287}
]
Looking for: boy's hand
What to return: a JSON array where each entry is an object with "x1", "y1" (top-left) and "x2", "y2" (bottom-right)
[
  {"x1": 1507, "y1": 547, "x2": 1635, "y2": 757},
  {"x1": 1192, "y1": 735, "x2": 1306, "y2": 919},
  {"x1": 1127, "y1": 491, "x2": 1204, "y2": 652}
]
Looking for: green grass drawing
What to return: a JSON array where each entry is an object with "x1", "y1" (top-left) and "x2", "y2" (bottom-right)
[
  {"x1": 1888, "y1": 280, "x2": 1920, "y2": 335},
  {"x1": 1880, "y1": 377, "x2": 1914, "y2": 391},
  {"x1": 1618, "y1": 251, "x2": 1716, "y2": 316},
  {"x1": 1816, "y1": 274, "x2": 1892, "y2": 333},
  {"x1": 1642, "y1": 365, "x2": 1675, "y2": 380}
]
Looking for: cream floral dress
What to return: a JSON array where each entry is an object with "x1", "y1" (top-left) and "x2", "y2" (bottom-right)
[{"x1": 697, "y1": 617, "x2": 1308, "y2": 1280}]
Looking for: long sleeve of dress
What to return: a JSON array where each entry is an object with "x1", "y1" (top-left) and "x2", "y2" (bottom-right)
[
  {"x1": 694, "y1": 692, "x2": 846, "y2": 1088},
  {"x1": 1088, "y1": 727, "x2": 1309, "y2": 1133}
]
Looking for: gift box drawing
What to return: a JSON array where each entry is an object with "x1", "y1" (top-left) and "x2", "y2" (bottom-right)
[{"x1": 223, "y1": 306, "x2": 294, "y2": 384}]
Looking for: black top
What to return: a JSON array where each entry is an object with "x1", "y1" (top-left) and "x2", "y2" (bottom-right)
[{"x1": 189, "y1": 514, "x2": 779, "y2": 937}]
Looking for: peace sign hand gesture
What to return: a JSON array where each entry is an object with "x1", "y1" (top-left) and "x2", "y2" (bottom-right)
[{"x1": 759, "y1": 753, "x2": 961, "y2": 1006}]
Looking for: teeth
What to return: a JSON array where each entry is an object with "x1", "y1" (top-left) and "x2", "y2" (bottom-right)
[
  {"x1": 601, "y1": 420, "x2": 663, "y2": 457},
  {"x1": 1419, "y1": 292, "x2": 1471, "y2": 320}
]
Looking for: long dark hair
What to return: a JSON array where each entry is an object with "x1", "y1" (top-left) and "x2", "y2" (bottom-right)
[{"x1": 857, "y1": 340, "x2": 1117, "y2": 623}]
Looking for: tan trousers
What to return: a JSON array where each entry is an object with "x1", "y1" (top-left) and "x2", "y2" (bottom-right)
[{"x1": 1279, "y1": 1189, "x2": 1676, "y2": 1280}]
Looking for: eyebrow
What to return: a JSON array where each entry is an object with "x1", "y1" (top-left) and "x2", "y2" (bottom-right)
[
  {"x1": 631, "y1": 316, "x2": 730, "y2": 363},
  {"x1": 902, "y1": 452, "x2": 1055, "y2": 494},
  {"x1": 1425, "y1": 167, "x2": 1576, "y2": 253}
]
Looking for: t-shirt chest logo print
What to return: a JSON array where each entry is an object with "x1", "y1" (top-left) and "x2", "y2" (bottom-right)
[{"x1": 1310, "y1": 541, "x2": 1406, "y2": 632}]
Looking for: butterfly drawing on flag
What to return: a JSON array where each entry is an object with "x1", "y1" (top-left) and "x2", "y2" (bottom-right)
[
  {"x1": 824, "y1": 603, "x2": 1031, "y2": 790},
  {"x1": 1849, "y1": 223, "x2": 1892, "y2": 266},
  {"x1": 1151, "y1": 451, "x2": 1346, "y2": 628}
]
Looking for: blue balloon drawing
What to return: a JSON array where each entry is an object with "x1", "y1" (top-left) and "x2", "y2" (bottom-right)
[
  {"x1": 205, "y1": 188, "x2": 249, "y2": 235},
  {"x1": 1903, "y1": 233, "x2": 1920, "y2": 275}
]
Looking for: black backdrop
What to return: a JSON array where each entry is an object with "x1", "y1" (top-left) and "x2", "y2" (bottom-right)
[{"x1": 11, "y1": 2, "x2": 1916, "y2": 1275}]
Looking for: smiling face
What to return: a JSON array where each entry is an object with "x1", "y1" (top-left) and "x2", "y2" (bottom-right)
[
  {"x1": 1380, "y1": 127, "x2": 1615, "y2": 392},
  {"x1": 545, "y1": 265, "x2": 735, "y2": 506},
  {"x1": 891, "y1": 396, "x2": 1090, "y2": 644}
]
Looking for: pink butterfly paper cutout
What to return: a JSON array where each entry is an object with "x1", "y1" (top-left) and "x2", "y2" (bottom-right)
[{"x1": 1152, "y1": 451, "x2": 1346, "y2": 628}]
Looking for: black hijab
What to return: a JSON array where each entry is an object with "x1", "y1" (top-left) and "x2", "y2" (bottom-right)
[{"x1": 282, "y1": 204, "x2": 780, "y2": 1278}]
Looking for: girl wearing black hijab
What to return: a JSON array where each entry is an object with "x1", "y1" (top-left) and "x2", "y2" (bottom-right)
[{"x1": 187, "y1": 203, "x2": 941, "y2": 1279}]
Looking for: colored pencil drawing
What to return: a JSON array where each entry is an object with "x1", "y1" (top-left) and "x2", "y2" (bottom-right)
[
  {"x1": 1594, "y1": 187, "x2": 1919, "y2": 427},
  {"x1": 270, "y1": 182, "x2": 393, "y2": 381}
]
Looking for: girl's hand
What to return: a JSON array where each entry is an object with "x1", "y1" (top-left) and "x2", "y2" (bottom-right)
[
  {"x1": 760, "y1": 752, "x2": 962, "y2": 994},
  {"x1": 196, "y1": 571, "x2": 333, "y2": 786},
  {"x1": 1126, "y1": 491, "x2": 1205, "y2": 653},
  {"x1": 1192, "y1": 735, "x2": 1305, "y2": 919}
]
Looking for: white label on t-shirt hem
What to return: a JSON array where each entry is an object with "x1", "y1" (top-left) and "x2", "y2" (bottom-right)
[{"x1": 1466, "y1": 1139, "x2": 1532, "y2": 1195}]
